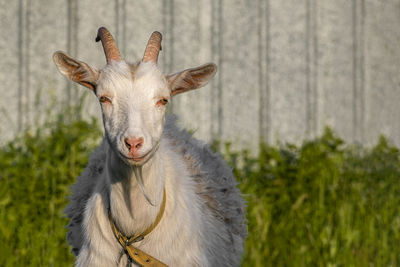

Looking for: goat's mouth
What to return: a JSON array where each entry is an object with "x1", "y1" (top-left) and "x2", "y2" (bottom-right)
[
  {"x1": 119, "y1": 141, "x2": 161, "y2": 165},
  {"x1": 121, "y1": 151, "x2": 150, "y2": 162}
]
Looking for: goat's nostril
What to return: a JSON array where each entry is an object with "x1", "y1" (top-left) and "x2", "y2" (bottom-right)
[
  {"x1": 124, "y1": 137, "x2": 144, "y2": 153},
  {"x1": 124, "y1": 139, "x2": 131, "y2": 149}
]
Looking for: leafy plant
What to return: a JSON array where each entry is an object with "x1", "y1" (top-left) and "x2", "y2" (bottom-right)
[
  {"x1": 1, "y1": 111, "x2": 399, "y2": 266},
  {"x1": 0, "y1": 108, "x2": 101, "y2": 266},
  {"x1": 221, "y1": 129, "x2": 400, "y2": 266}
]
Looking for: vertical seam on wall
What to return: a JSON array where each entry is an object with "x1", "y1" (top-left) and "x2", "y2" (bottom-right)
[
  {"x1": 312, "y1": 0, "x2": 318, "y2": 137},
  {"x1": 115, "y1": 0, "x2": 119, "y2": 44},
  {"x1": 258, "y1": 0, "x2": 264, "y2": 143},
  {"x1": 170, "y1": 1, "x2": 175, "y2": 67},
  {"x1": 162, "y1": 0, "x2": 173, "y2": 115},
  {"x1": 162, "y1": 0, "x2": 168, "y2": 71},
  {"x1": 258, "y1": 0, "x2": 270, "y2": 144},
  {"x1": 306, "y1": 0, "x2": 311, "y2": 138},
  {"x1": 73, "y1": 0, "x2": 78, "y2": 58},
  {"x1": 67, "y1": 0, "x2": 72, "y2": 106},
  {"x1": 195, "y1": 0, "x2": 201, "y2": 60},
  {"x1": 169, "y1": 0, "x2": 175, "y2": 113},
  {"x1": 73, "y1": 0, "x2": 78, "y2": 100},
  {"x1": 306, "y1": 0, "x2": 319, "y2": 139},
  {"x1": 210, "y1": 0, "x2": 224, "y2": 141},
  {"x1": 122, "y1": 0, "x2": 126, "y2": 56},
  {"x1": 360, "y1": 0, "x2": 365, "y2": 143},
  {"x1": 217, "y1": 0, "x2": 223, "y2": 138},
  {"x1": 352, "y1": 0, "x2": 358, "y2": 143},
  {"x1": 17, "y1": 0, "x2": 23, "y2": 132},
  {"x1": 67, "y1": 0, "x2": 78, "y2": 103},
  {"x1": 265, "y1": 0, "x2": 271, "y2": 144},
  {"x1": 210, "y1": 0, "x2": 216, "y2": 139},
  {"x1": 169, "y1": 0, "x2": 175, "y2": 73},
  {"x1": 115, "y1": 0, "x2": 127, "y2": 56},
  {"x1": 24, "y1": 0, "x2": 31, "y2": 127}
]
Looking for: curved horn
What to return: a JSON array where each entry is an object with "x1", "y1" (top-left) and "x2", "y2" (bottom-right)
[
  {"x1": 95, "y1": 27, "x2": 121, "y2": 63},
  {"x1": 142, "y1": 31, "x2": 162, "y2": 63}
]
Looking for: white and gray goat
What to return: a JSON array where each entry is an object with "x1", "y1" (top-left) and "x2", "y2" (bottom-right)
[{"x1": 53, "y1": 27, "x2": 246, "y2": 267}]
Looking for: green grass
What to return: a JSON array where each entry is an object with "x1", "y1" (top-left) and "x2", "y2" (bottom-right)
[
  {"x1": 226, "y1": 129, "x2": 400, "y2": 267},
  {"x1": 0, "y1": 111, "x2": 101, "y2": 266},
  {"x1": 1, "y1": 113, "x2": 400, "y2": 266}
]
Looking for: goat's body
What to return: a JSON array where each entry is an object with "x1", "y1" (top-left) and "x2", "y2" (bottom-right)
[
  {"x1": 55, "y1": 27, "x2": 247, "y2": 266},
  {"x1": 65, "y1": 116, "x2": 247, "y2": 266}
]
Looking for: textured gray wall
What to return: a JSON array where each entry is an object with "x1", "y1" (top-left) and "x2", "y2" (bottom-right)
[{"x1": 1, "y1": 0, "x2": 399, "y2": 150}]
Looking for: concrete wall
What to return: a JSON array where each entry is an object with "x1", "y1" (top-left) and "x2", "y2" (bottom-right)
[{"x1": 1, "y1": 0, "x2": 399, "y2": 150}]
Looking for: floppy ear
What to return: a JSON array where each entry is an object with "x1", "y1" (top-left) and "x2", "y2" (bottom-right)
[
  {"x1": 53, "y1": 51, "x2": 99, "y2": 91},
  {"x1": 166, "y1": 63, "x2": 217, "y2": 96}
]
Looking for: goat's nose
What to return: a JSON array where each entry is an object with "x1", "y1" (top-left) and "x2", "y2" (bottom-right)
[{"x1": 124, "y1": 137, "x2": 144, "y2": 153}]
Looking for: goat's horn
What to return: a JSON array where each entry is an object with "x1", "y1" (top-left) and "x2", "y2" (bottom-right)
[
  {"x1": 95, "y1": 27, "x2": 121, "y2": 63},
  {"x1": 142, "y1": 31, "x2": 162, "y2": 63}
]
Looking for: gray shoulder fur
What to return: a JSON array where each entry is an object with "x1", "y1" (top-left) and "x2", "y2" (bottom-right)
[{"x1": 64, "y1": 115, "x2": 247, "y2": 255}]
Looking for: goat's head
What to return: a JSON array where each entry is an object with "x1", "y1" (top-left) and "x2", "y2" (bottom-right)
[{"x1": 53, "y1": 27, "x2": 216, "y2": 166}]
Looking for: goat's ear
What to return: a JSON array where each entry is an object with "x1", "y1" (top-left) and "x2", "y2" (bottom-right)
[
  {"x1": 166, "y1": 63, "x2": 217, "y2": 96},
  {"x1": 53, "y1": 51, "x2": 99, "y2": 91}
]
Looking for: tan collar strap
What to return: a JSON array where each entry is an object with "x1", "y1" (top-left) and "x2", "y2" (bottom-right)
[{"x1": 109, "y1": 189, "x2": 168, "y2": 266}]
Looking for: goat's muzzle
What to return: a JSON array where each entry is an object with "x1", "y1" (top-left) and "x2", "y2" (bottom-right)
[{"x1": 124, "y1": 137, "x2": 144, "y2": 159}]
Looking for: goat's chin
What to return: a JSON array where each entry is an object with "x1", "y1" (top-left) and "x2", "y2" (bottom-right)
[{"x1": 117, "y1": 146, "x2": 157, "y2": 166}]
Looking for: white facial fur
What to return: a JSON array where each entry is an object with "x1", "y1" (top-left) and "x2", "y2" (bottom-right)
[
  {"x1": 96, "y1": 60, "x2": 170, "y2": 165},
  {"x1": 53, "y1": 44, "x2": 216, "y2": 166}
]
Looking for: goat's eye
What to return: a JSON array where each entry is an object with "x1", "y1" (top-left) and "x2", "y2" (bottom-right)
[
  {"x1": 99, "y1": 96, "x2": 111, "y2": 104},
  {"x1": 156, "y1": 98, "x2": 169, "y2": 106}
]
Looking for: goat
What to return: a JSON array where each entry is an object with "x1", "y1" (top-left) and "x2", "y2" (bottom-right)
[{"x1": 53, "y1": 27, "x2": 246, "y2": 267}]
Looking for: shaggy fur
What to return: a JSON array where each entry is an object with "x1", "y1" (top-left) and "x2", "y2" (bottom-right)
[{"x1": 64, "y1": 115, "x2": 247, "y2": 266}]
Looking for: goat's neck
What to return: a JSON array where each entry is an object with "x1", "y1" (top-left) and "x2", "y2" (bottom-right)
[{"x1": 105, "y1": 141, "x2": 166, "y2": 237}]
